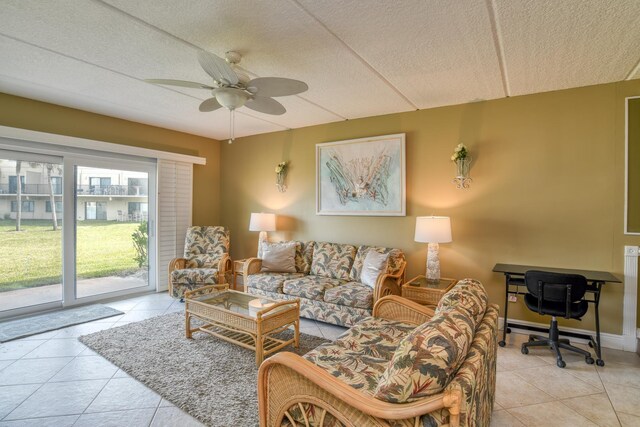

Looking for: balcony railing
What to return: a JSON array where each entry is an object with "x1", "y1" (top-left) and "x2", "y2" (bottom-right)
[
  {"x1": 76, "y1": 185, "x2": 148, "y2": 196},
  {"x1": 0, "y1": 184, "x2": 147, "y2": 196},
  {"x1": 0, "y1": 184, "x2": 62, "y2": 195}
]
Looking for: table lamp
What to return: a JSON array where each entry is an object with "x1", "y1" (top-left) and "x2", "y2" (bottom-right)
[
  {"x1": 249, "y1": 212, "x2": 276, "y2": 258},
  {"x1": 414, "y1": 216, "x2": 452, "y2": 282}
]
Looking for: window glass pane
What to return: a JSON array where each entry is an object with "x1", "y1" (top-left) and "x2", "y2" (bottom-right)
[
  {"x1": 76, "y1": 166, "x2": 149, "y2": 298},
  {"x1": 0, "y1": 157, "x2": 63, "y2": 314}
]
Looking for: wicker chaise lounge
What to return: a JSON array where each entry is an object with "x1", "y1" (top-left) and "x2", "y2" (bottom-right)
[{"x1": 258, "y1": 279, "x2": 498, "y2": 427}]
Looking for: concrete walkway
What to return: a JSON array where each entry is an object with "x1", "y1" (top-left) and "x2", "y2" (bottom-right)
[{"x1": 0, "y1": 276, "x2": 147, "y2": 312}]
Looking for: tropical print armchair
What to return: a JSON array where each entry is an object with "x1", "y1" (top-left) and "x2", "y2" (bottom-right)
[{"x1": 168, "y1": 226, "x2": 231, "y2": 299}]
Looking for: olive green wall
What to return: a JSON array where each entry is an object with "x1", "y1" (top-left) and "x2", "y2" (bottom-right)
[
  {"x1": 220, "y1": 80, "x2": 640, "y2": 334},
  {"x1": 627, "y1": 97, "x2": 640, "y2": 233},
  {"x1": 0, "y1": 93, "x2": 221, "y2": 225}
]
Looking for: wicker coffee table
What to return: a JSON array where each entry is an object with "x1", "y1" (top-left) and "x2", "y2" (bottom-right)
[{"x1": 184, "y1": 285, "x2": 300, "y2": 366}]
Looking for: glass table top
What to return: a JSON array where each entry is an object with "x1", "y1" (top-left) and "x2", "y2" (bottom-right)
[
  {"x1": 193, "y1": 290, "x2": 287, "y2": 317},
  {"x1": 406, "y1": 276, "x2": 455, "y2": 289}
]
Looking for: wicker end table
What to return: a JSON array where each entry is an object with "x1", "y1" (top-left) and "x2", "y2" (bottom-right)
[
  {"x1": 233, "y1": 259, "x2": 248, "y2": 291},
  {"x1": 401, "y1": 275, "x2": 457, "y2": 306},
  {"x1": 184, "y1": 285, "x2": 300, "y2": 366}
]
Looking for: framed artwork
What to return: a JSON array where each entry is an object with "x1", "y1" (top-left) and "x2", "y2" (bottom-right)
[
  {"x1": 316, "y1": 133, "x2": 406, "y2": 216},
  {"x1": 626, "y1": 96, "x2": 640, "y2": 234}
]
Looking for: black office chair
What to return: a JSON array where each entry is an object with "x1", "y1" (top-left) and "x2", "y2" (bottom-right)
[{"x1": 521, "y1": 270, "x2": 594, "y2": 368}]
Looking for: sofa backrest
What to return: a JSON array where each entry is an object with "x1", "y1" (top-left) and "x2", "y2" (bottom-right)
[
  {"x1": 373, "y1": 279, "x2": 489, "y2": 404},
  {"x1": 436, "y1": 278, "x2": 489, "y2": 327},
  {"x1": 293, "y1": 240, "x2": 315, "y2": 274},
  {"x1": 310, "y1": 242, "x2": 357, "y2": 280},
  {"x1": 183, "y1": 226, "x2": 229, "y2": 269},
  {"x1": 349, "y1": 246, "x2": 405, "y2": 282}
]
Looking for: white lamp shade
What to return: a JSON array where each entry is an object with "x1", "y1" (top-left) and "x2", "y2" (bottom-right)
[
  {"x1": 414, "y1": 216, "x2": 452, "y2": 243},
  {"x1": 249, "y1": 212, "x2": 276, "y2": 232}
]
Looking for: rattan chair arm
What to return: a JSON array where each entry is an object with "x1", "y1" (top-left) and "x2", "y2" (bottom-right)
[
  {"x1": 373, "y1": 295, "x2": 435, "y2": 325},
  {"x1": 259, "y1": 352, "x2": 458, "y2": 421},
  {"x1": 168, "y1": 257, "x2": 187, "y2": 274},
  {"x1": 373, "y1": 261, "x2": 406, "y2": 301},
  {"x1": 244, "y1": 257, "x2": 263, "y2": 276}
]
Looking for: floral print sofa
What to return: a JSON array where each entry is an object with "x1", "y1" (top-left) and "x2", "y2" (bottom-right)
[
  {"x1": 168, "y1": 226, "x2": 232, "y2": 300},
  {"x1": 258, "y1": 279, "x2": 498, "y2": 427},
  {"x1": 243, "y1": 241, "x2": 406, "y2": 327}
]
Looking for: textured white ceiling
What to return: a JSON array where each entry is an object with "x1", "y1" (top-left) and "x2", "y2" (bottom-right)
[{"x1": 0, "y1": 0, "x2": 638, "y2": 140}]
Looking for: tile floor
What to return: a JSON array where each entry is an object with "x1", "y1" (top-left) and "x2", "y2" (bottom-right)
[{"x1": 0, "y1": 291, "x2": 638, "y2": 427}]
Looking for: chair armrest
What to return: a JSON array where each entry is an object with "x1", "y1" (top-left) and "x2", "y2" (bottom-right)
[
  {"x1": 217, "y1": 254, "x2": 232, "y2": 284},
  {"x1": 168, "y1": 258, "x2": 186, "y2": 274},
  {"x1": 373, "y1": 260, "x2": 406, "y2": 301},
  {"x1": 243, "y1": 257, "x2": 263, "y2": 276},
  {"x1": 258, "y1": 352, "x2": 461, "y2": 424},
  {"x1": 373, "y1": 295, "x2": 435, "y2": 325}
]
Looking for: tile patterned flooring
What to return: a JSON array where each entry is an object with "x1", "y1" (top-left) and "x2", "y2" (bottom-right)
[{"x1": 0, "y1": 291, "x2": 639, "y2": 426}]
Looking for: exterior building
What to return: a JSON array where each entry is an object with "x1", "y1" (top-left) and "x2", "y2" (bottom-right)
[{"x1": 0, "y1": 160, "x2": 148, "y2": 222}]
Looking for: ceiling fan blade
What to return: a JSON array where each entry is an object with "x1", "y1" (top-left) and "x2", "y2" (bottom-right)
[
  {"x1": 199, "y1": 97, "x2": 222, "y2": 112},
  {"x1": 248, "y1": 77, "x2": 308, "y2": 97},
  {"x1": 145, "y1": 79, "x2": 214, "y2": 90},
  {"x1": 244, "y1": 97, "x2": 286, "y2": 115},
  {"x1": 197, "y1": 50, "x2": 238, "y2": 85}
]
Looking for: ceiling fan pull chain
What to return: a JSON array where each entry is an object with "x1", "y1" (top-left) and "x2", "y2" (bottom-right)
[{"x1": 229, "y1": 109, "x2": 235, "y2": 144}]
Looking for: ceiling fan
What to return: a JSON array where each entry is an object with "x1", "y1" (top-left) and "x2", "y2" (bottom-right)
[{"x1": 146, "y1": 50, "x2": 308, "y2": 143}]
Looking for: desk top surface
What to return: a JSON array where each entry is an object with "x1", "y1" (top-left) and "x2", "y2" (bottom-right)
[{"x1": 493, "y1": 263, "x2": 621, "y2": 283}]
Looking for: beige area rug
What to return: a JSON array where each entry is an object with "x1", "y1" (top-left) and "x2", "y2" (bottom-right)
[{"x1": 79, "y1": 312, "x2": 329, "y2": 427}]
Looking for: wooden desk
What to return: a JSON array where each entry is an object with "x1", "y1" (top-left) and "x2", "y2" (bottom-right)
[{"x1": 493, "y1": 263, "x2": 621, "y2": 366}]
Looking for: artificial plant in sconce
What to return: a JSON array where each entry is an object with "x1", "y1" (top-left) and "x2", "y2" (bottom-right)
[
  {"x1": 451, "y1": 143, "x2": 472, "y2": 189},
  {"x1": 275, "y1": 161, "x2": 288, "y2": 192}
]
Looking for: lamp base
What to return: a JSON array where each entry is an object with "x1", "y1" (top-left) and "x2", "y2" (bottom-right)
[
  {"x1": 257, "y1": 231, "x2": 268, "y2": 258},
  {"x1": 426, "y1": 242, "x2": 441, "y2": 281}
]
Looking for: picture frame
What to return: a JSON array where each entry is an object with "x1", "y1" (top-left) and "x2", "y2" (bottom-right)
[{"x1": 316, "y1": 133, "x2": 406, "y2": 216}]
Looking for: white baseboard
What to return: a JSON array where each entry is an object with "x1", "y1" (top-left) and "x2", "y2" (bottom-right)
[{"x1": 499, "y1": 317, "x2": 626, "y2": 351}]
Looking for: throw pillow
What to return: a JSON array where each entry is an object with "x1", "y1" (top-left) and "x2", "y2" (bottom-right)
[
  {"x1": 261, "y1": 241, "x2": 297, "y2": 273},
  {"x1": 360, "y1": 250, "x2": 389, "y2": 287}
]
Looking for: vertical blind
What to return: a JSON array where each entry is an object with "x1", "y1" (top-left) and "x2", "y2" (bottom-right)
[{"x1": 157, "y1": 159, "x2": 193, "y2": 291}]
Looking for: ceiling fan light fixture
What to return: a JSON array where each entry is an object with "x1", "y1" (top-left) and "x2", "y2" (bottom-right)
[{"x1": 214, "y1": 87, "x2": 249, "y2": 110}]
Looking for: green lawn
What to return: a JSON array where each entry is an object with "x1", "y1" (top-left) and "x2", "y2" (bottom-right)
[{"x1": 0, "y1": 219, "x2": 143, "y2": 292}]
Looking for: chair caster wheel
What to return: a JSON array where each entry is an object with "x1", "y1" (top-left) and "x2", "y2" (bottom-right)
[
  {"x1": 596, "y1": 359, "x2": 605, "y2": 367},
  {"x1": 585, "y1": 357, "x2": 595, "y2": 365},
  {"x1": 506, "y1": 327, "x2": 512, "y2": 333},
  {"x1": 521, "y1": 345, "x2": 529, "y2": 355},
  {"x1": 498, "y1": 340, "x2": 506, "y2": 347},
  {"x1": 557, "y1": 359, "x2": 566, "y2": 368}
]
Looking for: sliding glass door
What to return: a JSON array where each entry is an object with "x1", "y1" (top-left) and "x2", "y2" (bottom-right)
[
  {"x1": 0, "y1": 147, "x2": 156, "y2": 319},
  {"x1": 0, "y1": 150, "x2": 63, "y2": 314},
  {"x1": 75, "y1": 165, "x2": 152, "y2": 299}
]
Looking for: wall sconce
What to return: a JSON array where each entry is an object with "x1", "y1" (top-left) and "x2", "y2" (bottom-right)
[
  {"x1": 275, "y1": 161, "x2": 288, "y2": 193},
  {"x1": 451, "y1": 143, "x2": 472, "y2": 189}
]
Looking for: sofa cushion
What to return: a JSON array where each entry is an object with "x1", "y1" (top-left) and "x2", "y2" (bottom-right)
[
  {"x1": 360, "y1": 250, "x2": 389, "y2": 288},
  {"x1": 260, "y1": 241, "x2": 296, "y2": 273},
  {"x1": 245, "y1": 272, "x2": 305, "y2": 293},
  {"x1": 373, "y1": 307, "x2": 475, "y2": 403},
  {"x1": 332, "y1": 317, "x2": 416, "y2": 360},
  {"x1": 324, "y1": 282, "x2": 373, "y2": 309},
  {"x1": 304, "y1": 343, "x2": 388, "y2": 396},
  {"x1": 183, "y1": 226, "x2": 229, "y2": 268},
  {"x1": 171, "y1": 268, "x2": 219, "y2": 285},
  {"x1": 282, "y1": 275, "x2": 345, "y2": 301},
  {"x1": 294, "y1": 240, "x2": 315, "y2": 274},
  {"x1": 436, "y1": 279, "x2": 489, "y2": 327},
  {"x1": 349, "y1": 245, "x2": 405, "y2": 282},
  {"x1": 310, "y1": 242, "x2": 357, "y2": 280}
]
